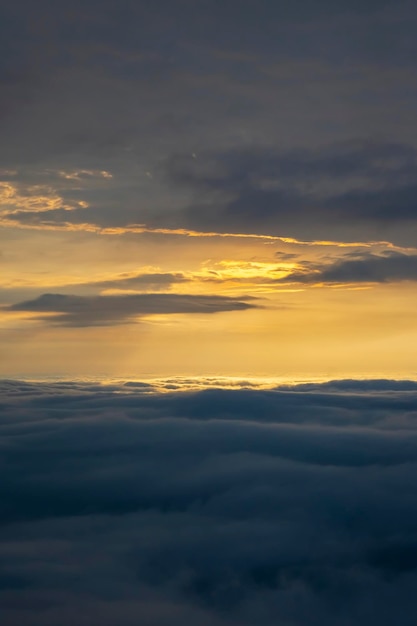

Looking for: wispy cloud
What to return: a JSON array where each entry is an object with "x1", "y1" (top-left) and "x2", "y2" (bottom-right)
[{"x1": 0, "y1": 181, "x2": 87, "y2": 216}]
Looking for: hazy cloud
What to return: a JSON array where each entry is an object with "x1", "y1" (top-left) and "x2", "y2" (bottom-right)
[{"x1": 89, "y1": 271, "x2": 188, "y2": 292}]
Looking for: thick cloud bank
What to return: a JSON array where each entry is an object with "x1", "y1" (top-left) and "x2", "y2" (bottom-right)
[{"x1": 1, "y1": 379, "x2": 417, "y2": 625}]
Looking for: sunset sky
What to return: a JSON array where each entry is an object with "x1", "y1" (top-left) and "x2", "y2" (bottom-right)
[
  {"x1": 3, "y1": 4, "x2": 417, "y2": 626},
  {"x1": 1, "y1": 0, "x2": 417, "y2": 381}
]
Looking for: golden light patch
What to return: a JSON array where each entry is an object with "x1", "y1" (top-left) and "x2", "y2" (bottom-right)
[
  {"x1": 56, "y1": 169, "x2": 113, "y2": 180},
  {"x1": 0, "y1": 182, "x2": 87, "y2": 215},
  {"x1": 198, "y1": 259, "x2": 300, "y2": 283}
]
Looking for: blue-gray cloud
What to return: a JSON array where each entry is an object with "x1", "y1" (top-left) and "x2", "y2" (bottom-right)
[
  {"x1": 6, "y1": 292, "x2": 257, "y2": 326},
  {"x1": 282, "y1": 252, "x2": 417, "y2": 284},
  {"x1": 1, "y1": 379, "x2": 417, "y2": 624}
]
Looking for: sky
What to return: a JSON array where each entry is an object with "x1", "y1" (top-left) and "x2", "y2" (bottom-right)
[
  {"x1": 1, "y1": 0, "x2": 417, "y2": 380},
  {"x1": 2, "y1": 4, "x2": 417, "y2": 625}
]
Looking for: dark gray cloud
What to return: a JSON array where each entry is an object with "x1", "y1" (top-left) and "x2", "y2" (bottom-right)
[
  {"x1": 283, "y1": 252, "x2": 417, "y2": 284},
  {"x1": 2, "y1": 0, "x2": 415, "y2": 77},
  {"x1": 160, "y1": 141, "x2": 417, "y2": 243},
  {"x1": 6, "y1": 292, "x2": 257, "y2": 326},
  {"x1": 1, "y1": 379, "x2": 417, "y2": 625},
  {"x1": 2, "y1": 2, "x2": 417, "y2": 245}
]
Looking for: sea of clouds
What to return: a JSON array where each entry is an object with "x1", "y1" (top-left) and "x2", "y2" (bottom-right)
[{"x1": 1, "y1": 378, "x2": 417, "y2": 625}]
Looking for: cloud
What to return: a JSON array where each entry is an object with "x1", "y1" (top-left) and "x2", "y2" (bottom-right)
[
  {"x1": 6, "y1": 292, "x2": 257, "y2": 326},
  {"x1": 283, "y1": 252, "x2": 417, "y2": 284},
  {"x1": 1, "y1": 379, "x2": 417, "y2": 624},
  {"x1": 5, "y1": 139, "x2": 417, "y2": 247},
  {"x1": 87, "y1": 271, "x2": 188, "y2": 292},
  {"x1": 0, "y1": 181, "x2": 86, "y2": 216},
  {"x1": 2, "y1": 2, "x2": 417, "y2": 247},
  {"x1": 161, "y1": 141, "x2": 417, "y2": 244}
]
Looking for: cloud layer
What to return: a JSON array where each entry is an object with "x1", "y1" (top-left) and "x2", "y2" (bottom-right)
[
  {"x1": 1, "y1": 379, "x2": 417, "y2": 625},
  {"x1": 2, "y1": 2, "x2": 417, "y2": 245}
]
